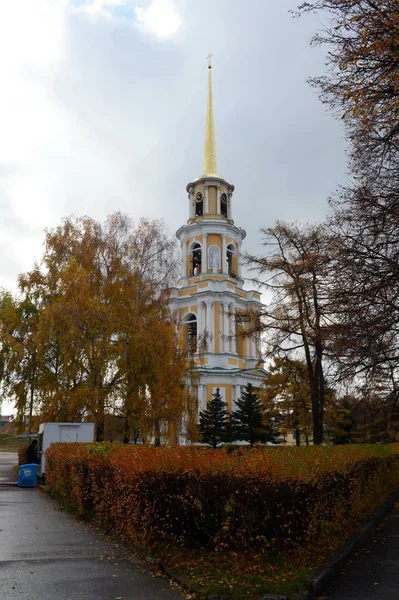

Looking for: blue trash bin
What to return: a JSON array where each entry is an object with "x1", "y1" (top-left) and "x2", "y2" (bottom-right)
[{"x1": 18, "y1": 464, "x2": 38, "y2": 487}]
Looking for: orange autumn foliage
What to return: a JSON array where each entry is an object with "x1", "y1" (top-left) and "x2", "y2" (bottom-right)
[{"x1": 45, "y1": 444, "x2": 399, "y2": 556}]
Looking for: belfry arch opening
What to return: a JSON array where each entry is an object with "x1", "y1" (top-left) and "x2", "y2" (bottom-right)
[
  {"x1": 183, "y1": 313, "x2": 197, "y2": 350},
  {"x1": 226, "y1": 243, "x2": 236, "y2": 277},
  {"x1": 191, "y1": 243, "x2": 202, "y2": 276},
  {"x1": 220, "y1": 193, "x2": 228, "y2": 218},
  {"x1": 195, "y1": 193, "x2": 203, "y2": 217}
]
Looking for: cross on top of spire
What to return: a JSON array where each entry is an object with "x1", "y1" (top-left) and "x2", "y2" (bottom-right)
[{"x1": 207, "y1": 53, "x2": 213, "y2": 68}]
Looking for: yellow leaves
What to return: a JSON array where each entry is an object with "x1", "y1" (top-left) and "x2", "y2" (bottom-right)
[{"x1": 3, "y1": 213, "x2": 184, "y2": 439}]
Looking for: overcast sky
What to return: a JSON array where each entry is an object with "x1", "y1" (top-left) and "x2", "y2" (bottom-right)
[{"x1": 0, "y1": 0, "x2": 348, "y2": 296}]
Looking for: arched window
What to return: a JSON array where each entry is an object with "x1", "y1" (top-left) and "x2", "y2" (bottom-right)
[
  {"x1": 220, "y1": 193, "x2": 228, "y2": 218},
  {"x1": 191, "y1": 242, "x2": 202, "y2": 276},
  {"x1": 208, "y1": 245, "x2": 220, "y2": 271},
  {"x1": 226, "y1": 243, "x2": 236, "y2": 276},
  {"x1": 195, "y1": 192, "x2": 203, "y2": 217},
  {"x1": 183, "y1": 313, "x2": 197, "y2": 350}
]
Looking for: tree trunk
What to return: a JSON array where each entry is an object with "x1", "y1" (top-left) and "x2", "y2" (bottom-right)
[
  {"x1": 311, "y1": 394, "x2": 324, "y2": 445},
  {"x1": 96, "y1": 394, "x2": 105, "y2": 442},
  {"x1": 123, "y1": 405, "x2": 132, "y2": 444},
  {"x1": 154, "y1": 419, "x2": 161, "y2": 446},
  {"x1": 28, "y1": 359, "x2": 37, "y2": 434},
  {"x1": 123, "y1": 417, "x2": 130, "y2": 444},
  {"x1": 295, "y1": 428, "x2": 301, "y2": 446}
]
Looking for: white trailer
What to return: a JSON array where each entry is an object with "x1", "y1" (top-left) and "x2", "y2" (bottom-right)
[{"x1": 37, "y1": 422, "x2": 95, "y2": 477}]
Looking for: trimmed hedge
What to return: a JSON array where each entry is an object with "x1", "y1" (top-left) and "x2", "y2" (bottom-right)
[{"x1": 45, "y1": 444, "x2": 399, "y2": 554}]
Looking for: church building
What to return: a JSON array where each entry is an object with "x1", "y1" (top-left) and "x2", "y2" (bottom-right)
[{"x1": 169, "y1": 59, "x2": 267, "y2": 417}]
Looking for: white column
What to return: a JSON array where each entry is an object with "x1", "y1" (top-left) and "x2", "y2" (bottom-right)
[
  {"x1": 202, "y1": 234, "x2": 207, "y2": 273},
  {"x1": 219, "y1": 302, "x2": 223, "y2": 353},
  {"x1": 245, "y1": 336, "x2": 250, "y2": 360},
  {"x1": 228, "y1": 192, "x2": 233, "y2": 220},
  {"x1": 228, "y1": 303, "x2": 233, "y2": 353},
  {"x1": 237, "y1": 241, "x2": 242, "y2": 278},
  {"x1": 181, "y1": 236, "x2": 187, "y2": 278},
  {"x1": 198, "y1": 384, "x2": 203, "y2": 412},
  {"x1": 222, "y1": 234, "x2": 227, "y2": 274},
  {"x1": 200, "y1": 302, "x2": 207, "y2": 350},
  {"x1": 216, "y1": 185, "x2": 220, "y2": 215},
  {"x1": 206, "y1": 301, "x2": 214, "y2": 353},
  {"x1": 189, "y1": 192, "x2": 194, "y2": 219},
  {"x1": 197, "y1": 301, "x2": 203, "y2": 339},
  {"x1": 234, "y1": 384, "x2": 241, "y2": 411},
  {"x1": 255, "y1": 332, "x2": 261, "y2": 356},
  {"x1": 205, "y1": 186, "x2": 209, "y2": 214},
  {"x1": 248, "y1": 335, "x2": 254, "y2": 358},
  {"x1": 202, "y1": 384, "x2": 207, "y2": 411},
  {"x1": 223, "y1": 302, "x2": 229, "y2": 353}
]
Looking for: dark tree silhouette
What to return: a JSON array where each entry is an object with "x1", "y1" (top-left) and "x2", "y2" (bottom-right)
[
  {"x1": 298, "y1": 1, "x2": 399, "y2": 435},
  {"x1": 199, "y1": 388, "x2": 228, "y2": 448},
  {"x1": 244, "y1": 222, "x2": 332, "y2": 444},
  {"x1": 233, "y1": 383, "x2": 278, "y2": 447}
]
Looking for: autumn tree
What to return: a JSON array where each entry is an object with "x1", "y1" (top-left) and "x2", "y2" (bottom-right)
[
  {"x1": 245, "y1": 222, "x2": 332, "y2": 444},
  {"x1": 298, "y1": 1, "x2": 399, "y2": 436},
  {"x1": 17, "y1": 213, "x2": 185, "y2": 442},
  {"x1": 0, "y1": 291, "x2": 17, "y2": 419},
  {"x1": 262, "y1": 357, "x2": 313, "y2": 446},
  {"x1": 325, "y1": 394, "x2": 357, "y2": 444},
  {"x1": 199, "y1": 388, "x2": 228, "y2": 448},
  {"x1": 0, "y1": 293, "x2": 42, "y2": 431},
  {"x1": 297, "y1": 1, "x2": 399, "y2": 179}
]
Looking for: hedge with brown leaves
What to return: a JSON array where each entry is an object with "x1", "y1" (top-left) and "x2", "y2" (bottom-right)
[{"x1": 45, "y1": 444, "x2": 399, "y2": 553}]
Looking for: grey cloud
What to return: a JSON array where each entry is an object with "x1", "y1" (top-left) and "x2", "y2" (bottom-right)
[{"x1": 0, "y1": 0, "x2": 347, "y2": 289}]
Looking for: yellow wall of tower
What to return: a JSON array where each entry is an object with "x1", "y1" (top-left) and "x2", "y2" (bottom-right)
[
  {"x1": 208, "y1": 186, "x2": 217, "y2": 213},
  {"x1": 206, "y1": 384, "x2": 232, "y2": 411}
]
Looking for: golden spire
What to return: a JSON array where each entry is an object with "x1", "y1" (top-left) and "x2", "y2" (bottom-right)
[{"x1": 203, "y1": 54, "x2": 219, "y2": 177}]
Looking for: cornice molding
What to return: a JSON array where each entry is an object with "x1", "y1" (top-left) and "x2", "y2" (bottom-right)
[
  {"x1": 186, "y1": 176, "x2": 235, "y2": 192},
  {"x1": 176, "y1": 221, "x2": 246, "y2": 241}
]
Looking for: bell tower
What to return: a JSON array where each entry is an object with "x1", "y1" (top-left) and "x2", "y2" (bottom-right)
[{"x1": 169, "y1": 58, "x2": 267, "y2": 419}]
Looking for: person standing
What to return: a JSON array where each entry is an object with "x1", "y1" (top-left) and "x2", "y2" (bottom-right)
[{"x1": 26, "y1": 439, "x2": 39, "y2": 464}]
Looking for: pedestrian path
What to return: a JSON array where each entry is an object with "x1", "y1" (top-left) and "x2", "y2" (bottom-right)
[
  {"x1": 0, "y1": 452, "x2": 17, "y2": 484},
  {"x1": 321, "y1": 503, "x2": 399, "y2": 600},
  {"x1": 0, "y1": 453, "x2": 183, "y2": 600}
]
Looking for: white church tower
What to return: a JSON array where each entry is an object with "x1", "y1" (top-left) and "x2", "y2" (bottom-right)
[{"x1": 169, "y1": 58, "x2": 267, "y2": 414}]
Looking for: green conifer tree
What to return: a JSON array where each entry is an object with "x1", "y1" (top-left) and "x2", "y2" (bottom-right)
[
  {"x1": 233, "y1": 383, "x2": 278, "y2": 447},
  {"x1": 199, "y1": 388, "x2": 228, "y2": 448}
]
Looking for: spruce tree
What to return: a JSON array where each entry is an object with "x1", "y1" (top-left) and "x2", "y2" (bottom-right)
[
  {"x1": 199, "y1": 388, "x2": 228, "y2": 448},
  {"x1": 233, "y1": 383, "x2": 278, "y2": 447}
]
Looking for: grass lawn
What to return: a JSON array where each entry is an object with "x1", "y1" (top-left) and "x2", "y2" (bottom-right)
[
  {"x1": 0, "y1": 433, "x2": 26, "y2": 452},
  {"x1": 160, "y1": 547, "x2": 315, "y2": 599}
]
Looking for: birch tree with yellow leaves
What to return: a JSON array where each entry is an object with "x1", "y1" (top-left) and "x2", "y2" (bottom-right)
[{"x1": 10, "y1": 212, "x2": 187, "y2": 442}]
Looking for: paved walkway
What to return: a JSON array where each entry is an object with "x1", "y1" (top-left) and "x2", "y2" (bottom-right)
[
  {"x1": 0, "y1": 452, "x2": 17, "y2": 483},
  {"x1": 321, "y1": 503, "x2": 399, "y2": 600},
  {"x1": 0, "y1": 452, "x2": 183, "y2": 600}
]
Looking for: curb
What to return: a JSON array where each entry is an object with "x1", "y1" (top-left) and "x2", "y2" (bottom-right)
[{"x1": 306, "y1": 488, "x2": 399, "y2": 599}]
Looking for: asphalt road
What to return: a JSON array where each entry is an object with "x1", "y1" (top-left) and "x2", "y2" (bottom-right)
[
  {"x1": 320, "y1": 504, "x2": 399, "y2": 600},
  {"x1": 0, "y1": 452, "x2": 183, "y2": 600}
]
